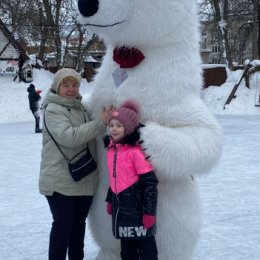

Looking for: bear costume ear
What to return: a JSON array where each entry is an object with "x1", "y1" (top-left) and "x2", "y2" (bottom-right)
[{"x1": 78, "y1": 0, "x2": 99, "y2": 17}]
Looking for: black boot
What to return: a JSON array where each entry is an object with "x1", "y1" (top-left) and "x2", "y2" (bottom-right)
[
  {"x1": 35, "y1": 128, "x2": 42, "y2": 133},
  {"x1": 35, "y1": 117, "x2": 42, "y2": 133}
]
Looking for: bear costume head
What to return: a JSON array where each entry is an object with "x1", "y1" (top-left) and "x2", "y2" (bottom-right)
[
  {"x1": 78, "y1": 1, "x2": 223, "y2": 260},
  {"x1": 78, "y1": 0, "x2": 199, "y2": 49}
]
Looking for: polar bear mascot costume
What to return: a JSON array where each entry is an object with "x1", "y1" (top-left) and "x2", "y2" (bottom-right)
[{"x1": 77, "y1": 0, "x2": 222, "y2": 259}]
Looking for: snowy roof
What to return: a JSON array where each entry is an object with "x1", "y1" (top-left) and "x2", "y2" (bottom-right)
[
  {"x1": 251, "y1": 60, "x2": 260, "y2": 67},
  {"x1": 0, "y1": 18, "x2": 29, "y2": 61},
  {"x1": 202, "y1": 64, "x2": 226, "y2": 69},
  {"x1": 84, "y1": 56, "x2": 99, "y2": 63}
]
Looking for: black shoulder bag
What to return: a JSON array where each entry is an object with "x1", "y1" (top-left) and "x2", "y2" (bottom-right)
[{"x1": 43, "y1": 109, "x2": 97, "y2": 182}]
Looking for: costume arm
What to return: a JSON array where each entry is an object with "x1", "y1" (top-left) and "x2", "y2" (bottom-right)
[{"x1": 140, "y1": 101, "x2": 223, "y2": 180}]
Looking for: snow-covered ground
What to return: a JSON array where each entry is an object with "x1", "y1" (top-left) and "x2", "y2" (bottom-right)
[{"x1": 0, "y1": 68, "x2": 260, "y2": 259}]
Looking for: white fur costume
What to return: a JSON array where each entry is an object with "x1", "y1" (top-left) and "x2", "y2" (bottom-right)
[{"x1": 78, "y1": 1, "x2": 223, "y2": 259}]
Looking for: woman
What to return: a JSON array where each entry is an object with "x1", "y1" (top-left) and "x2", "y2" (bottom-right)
[{"x1": 39, "y1": 68, "x2": 113, "y2": 260}]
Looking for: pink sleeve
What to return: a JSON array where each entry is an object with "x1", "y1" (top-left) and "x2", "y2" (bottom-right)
[{"x1": 133, "y1": 146, "x2": 154, "y2": 174}]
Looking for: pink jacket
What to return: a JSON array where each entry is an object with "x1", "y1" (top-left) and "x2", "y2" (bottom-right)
[{"x1": 107, "y1": 143, "x2": 153, "y2": 194}]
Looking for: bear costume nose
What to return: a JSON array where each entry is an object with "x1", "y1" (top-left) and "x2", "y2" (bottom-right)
[{"x1": 78, "y1": 0, "x2": 99, "y2": 17}]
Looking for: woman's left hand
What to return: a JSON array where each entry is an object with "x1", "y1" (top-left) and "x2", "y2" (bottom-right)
[{"x1": 100, "y1": 105, "x2": 115, "y2": 124}]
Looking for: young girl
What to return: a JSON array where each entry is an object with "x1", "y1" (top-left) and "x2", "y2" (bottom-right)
[{"x1": 104, "y1": 100, "x2": 159, "y2": 260}]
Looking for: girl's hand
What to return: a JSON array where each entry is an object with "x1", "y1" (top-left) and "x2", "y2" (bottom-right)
[
  {"x1": 106, "y1": 202, "x2": 112, "y2": 215},
  {"x1": 142, "y1": 214, "x2": 156, "y2": 229}
]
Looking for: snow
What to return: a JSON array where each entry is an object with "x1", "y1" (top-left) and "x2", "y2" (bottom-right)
[
  {"x1": 251, "y1": 59, "x2": 260, "y2": 67},
  {"x1": 0, "y1": 68, "x2": 260, "y2": 259},
  {"x1": 201, "y1": 64, "x2": 226, "y2": 69},
  {"x1": 201, "y1": 70, "x2": 260, "y2": 115}
]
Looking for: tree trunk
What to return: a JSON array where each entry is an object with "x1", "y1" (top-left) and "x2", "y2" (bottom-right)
[
  {"x1": 37, "y1": 8, "x2": 48, "y2": 61},
  {"x1": 42, "y1": 0, "x2": 62, "y2": 68},
  {"x1": 211, "y1": 0, "x2": 233, "y2": 69},
  {"x1": 222, "y1": 0, "x2": 233, "y2": 69},
  {"x1": 252, "y1": 0, "x2": 258, "y2": 59},
  {"x1": 257, "y1": 0, "x2": 260, "y2": 59}
]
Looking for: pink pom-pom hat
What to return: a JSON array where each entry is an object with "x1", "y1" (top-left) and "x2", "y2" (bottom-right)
[{"x1": 109, "y1": 100, "x2": 140, "y2": 135}]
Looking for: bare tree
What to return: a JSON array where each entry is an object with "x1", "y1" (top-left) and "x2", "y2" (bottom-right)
[
  {"x1": 37, "y1": 6, "x2": 50, "y2": 61},
  {"x1": 199, "y1": 0, "x2": 255, "y2": 66},
  {"x1": 211, "y1": 0, "x2": 234, "y2": 68},
  {"x1": 252, "y1": 0, "x2": 260, "y2": 59},
  {"x1": 0, "y1": 0, "x2": 50, "y2": 61},
  {"x1": 41, "y1": 0, "x2": 63, "y2": 68},
  {"x1": 0, "y1": 0, "x2": 37, "y2": 38},
  {"x1": 0, "y1": 0, "x2": 95, "y2": 70}
]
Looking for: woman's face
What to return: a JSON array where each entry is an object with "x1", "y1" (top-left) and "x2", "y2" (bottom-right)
[{"x1": 58, "y1": 78, "x2": 79, "y2": 100}]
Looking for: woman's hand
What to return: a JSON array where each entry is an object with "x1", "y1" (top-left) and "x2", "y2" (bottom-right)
[{"x1": 100, "y1": 105, "x2": 115, "y2": 124}]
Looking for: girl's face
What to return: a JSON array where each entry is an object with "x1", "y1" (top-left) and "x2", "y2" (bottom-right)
[
  {"x1": 58, "y1": 77, "x2": 79, "y2": 100},
  {"x1": 108, "y1": 119, "x2": 125, "y2": 142}
]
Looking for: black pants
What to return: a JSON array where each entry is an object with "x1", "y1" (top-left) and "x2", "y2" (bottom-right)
[
  {"x1": 31, "y1": 110, "x2": 40, "y2": 129},
  {"x1": 120, "y1": 236, "x2": 158, "y2": 260},
  {"x1": 46, "y1": 192, "x2": 93, "y2": 260}
]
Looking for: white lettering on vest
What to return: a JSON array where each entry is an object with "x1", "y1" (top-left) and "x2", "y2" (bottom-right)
[
  {"x1": 135, "y1": 226, "x2": 147, "y2": 236},
  {"x1": 119, "y1": 226, "x2": 147, "y2": 237}
]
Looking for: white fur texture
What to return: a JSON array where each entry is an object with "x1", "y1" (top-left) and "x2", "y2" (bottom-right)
[{"x1": 78, "y1": 0, "x2": 223, "y2": 259}]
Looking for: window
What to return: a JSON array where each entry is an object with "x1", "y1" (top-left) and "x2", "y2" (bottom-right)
[
  {"x1": 201, "y1": 39, "x2": 207, "y2": 49},
  {"x1": 212, "y1": 45, "x2": 220, "y2": 53}
]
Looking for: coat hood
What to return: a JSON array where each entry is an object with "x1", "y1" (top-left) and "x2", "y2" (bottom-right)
[{"x1": 27, "y1": 84, "x2": 35, "y2": 92}]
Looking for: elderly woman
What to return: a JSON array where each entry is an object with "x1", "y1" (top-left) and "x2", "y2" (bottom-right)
[{"x1": 39, "y1": 68, "x2": 113, "y2": 260}]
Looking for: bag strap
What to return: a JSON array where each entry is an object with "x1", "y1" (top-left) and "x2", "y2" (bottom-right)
[{"x1": 43, "y1": 105, "x2": 88, "y2": 162}]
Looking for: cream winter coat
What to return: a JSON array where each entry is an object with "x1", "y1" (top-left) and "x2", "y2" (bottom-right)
[{"x1": 39, "y1": 90, "x2": 105, "y2": 196}]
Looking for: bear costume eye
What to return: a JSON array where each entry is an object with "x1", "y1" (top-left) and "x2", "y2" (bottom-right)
[{"x1": 78, "y1": 0, "x2": 99, "y2": 17}]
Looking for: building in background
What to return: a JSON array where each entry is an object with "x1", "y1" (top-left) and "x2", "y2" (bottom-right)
[
  {"x1": 200, "y1": 20, "x2": 254, "y2": 65},
  {"x1": 0, "y1": 18, "x2": 32, "y2": 82}
]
